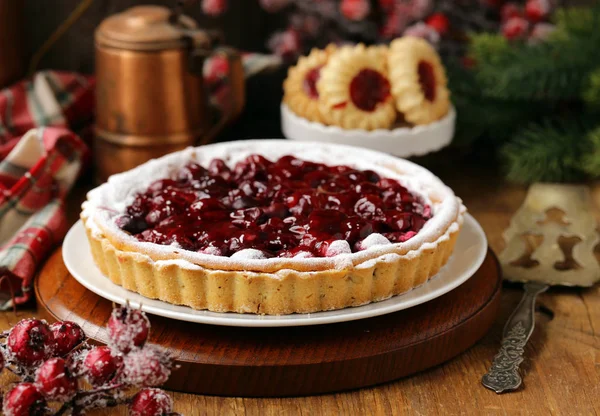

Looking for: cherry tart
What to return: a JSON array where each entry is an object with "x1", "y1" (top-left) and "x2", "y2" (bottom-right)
[{"x1": 82, "y1": 140, "x2": 465, "y2": 315}]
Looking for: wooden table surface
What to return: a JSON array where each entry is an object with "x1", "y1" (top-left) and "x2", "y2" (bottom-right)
[{"x1": 1, "y1": 151, "x2": 599, "y2": 415}]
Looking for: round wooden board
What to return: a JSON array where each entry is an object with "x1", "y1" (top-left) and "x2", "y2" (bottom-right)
[{"x1": 35, "y1": 248, "x2": 501, "y2": 397}]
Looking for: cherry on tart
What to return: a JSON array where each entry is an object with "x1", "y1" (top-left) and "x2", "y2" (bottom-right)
[
  {"x1": 115, "y1": 154, "x2": 432, "y2": 259},
  {"x1": 82, "y1": 141, "x2": 464, "y2": 314}
]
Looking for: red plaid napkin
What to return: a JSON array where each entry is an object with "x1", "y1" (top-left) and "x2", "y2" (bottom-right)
[{"x1": 0, "y1": 71, "x2": 92, "y2": 310}]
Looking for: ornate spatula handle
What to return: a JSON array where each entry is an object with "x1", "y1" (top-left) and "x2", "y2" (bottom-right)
[{"x1": 482, "y1": 282, "x2": 549, "y2": 393}]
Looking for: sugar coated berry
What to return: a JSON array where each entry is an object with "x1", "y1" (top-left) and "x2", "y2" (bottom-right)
[
  {"x1": 502, "y1": 17, "x2": 530, "y2": 40},
  {"x1": 7, "y1": 319, "x2": 53, "y2": 366},
  {"x1": 525, "y1": 0, "x2": 551, "y2": 23},
  {"x1": 425, "y1": 13, "x2": 450, "y2": 35},
  {"x1": 129, "y1": 388, "x2": 173, "y2": 416},
  {"x1": 529, "y1": 22, "x2": 556, "y2": 44},
  {"x1": 340, "y1": 0, "x2": 371, "y2": 21},
  {"x1": 123, "y1": 346, "x2": 172, "y2": 387},
  {"x1": 2, "y1": 383, "x2": 46, "y2": 416},
  {"x1": 202, "y1": 0, "x2": 227, "y2": 16},
  {"x1": 50, "y1": 321, "x2": 85, "y2": 357},
  {"x1": 34, "y1": 357, "x2": 77, "y2": 402},
  {"x1": 108, "y1": 306, "x2": 150, "y2": 353},
  {"x1": 83, "y1": 346, "x2": 123, "y2": 386},
  {"x1": 501, "y1": 3, "x2": 522, "y2": 21},
  {"x1": 259, "y1": 0, "x2": 290, "y2": 13}
]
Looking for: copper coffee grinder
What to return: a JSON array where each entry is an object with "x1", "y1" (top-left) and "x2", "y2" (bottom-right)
[{"x1": 94, "y1": 5, "x2": 245, "y2": 182}]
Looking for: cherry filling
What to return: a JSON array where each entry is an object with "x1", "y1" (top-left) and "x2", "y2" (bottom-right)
[
  {"x1": 116, "y1": 155, "x2": 432, "y2": 258},
  {"x1": 417, "y1": 61, "x2": 436, "y2": 102},
  {"x1": 303, "y1": 66, "x2": 323, "y2": 99},
  {"x1": 349, "y1": 69, "x2": 391, "y2": 112}
]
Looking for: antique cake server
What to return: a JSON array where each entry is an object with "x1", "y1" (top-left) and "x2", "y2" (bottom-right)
[{"x1": 482, "y1": 183, "x2": 600, "y2": 393}]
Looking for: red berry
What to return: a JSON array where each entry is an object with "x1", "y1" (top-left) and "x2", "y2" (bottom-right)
[
  {"x1": 259, "y1": 0, "x2": 290, "y2": 13},
  {"x1": 50, "y1": 321, "x2": 85, "y2": 357},
  {"x1": 83, "y1": 346, "x2": 123, "y2": 386},
  {"x1": 2, "y1": 383, "x2": 46, "y2": 416},
  {"x1": 34, "y1": 358, "x2": 77, "y2": 402},
  {"x1": 378, "y1": 0, "x2": 394, "y2": 10},
  {"x1": 340, "y1": 0, "x2": 371, "y2": 21},
  {"x1": 403, "y1": 22, "x2": 441, "y2": 44},
  {"x1": 529, "y1": 22, "x2": 556, "y2": 43},
  {"x1": 502, "y1": 16, "x2": 530, "y2": 40},
  {"x1": 202, "y1": 0, "x2": 227, "y2": 16},
  {"x1": 267, "y1": 28, "x2": 301, "y2": 60},
  {"x1": 501, "y1": 3, "x2": 522, "y2": 21},
  {"x1": 425, "y1": 13, "x2": 450, "y2": 35},
  {"x1": 123, "y1": 347, "x2": 172, "y2": 387},
  {"x1": 525, "y1": 0, "x2": 551, "y2": 23},
  {"x1": 129, "y1": 388, "x2": 173, "y2": 416},
  {"x1": 108, "y1": 306, "x2": 150, "y2": 353},
  {"x1": 7, "y1": 319, "x2": 53, "y2": 366},
  {"x1": 204, "y1": 55, "x2": 230, "y2": 84}
]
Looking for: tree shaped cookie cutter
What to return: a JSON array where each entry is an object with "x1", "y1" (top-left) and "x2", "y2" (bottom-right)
[
  {"x1": 483, "y1": 183, "x2": 599, "y2": 394},
  {"x1": 499, "y1": 183, "x2": 599, "y2": 286}
]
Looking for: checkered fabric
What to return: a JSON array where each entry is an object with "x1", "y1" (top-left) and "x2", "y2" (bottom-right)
[{"x1": 0, "y1": 71, "x2": 92, "y2": 310}]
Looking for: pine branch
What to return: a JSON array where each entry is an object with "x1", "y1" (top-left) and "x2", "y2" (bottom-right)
[
  {"x1": 582, "y1": 67, "x2": 600, "y2": 113},
  {"x1": 553, "y1": 5, "x2": 600, "y2": 38},
  {"x1": 582, "y1": 127, "x2": 600, "y2": 177},
  {"x1": 502, "y1": 118, "x2": 593, "y2": 183},
  {"x1": 472, "y1": 36, "x2": 599, "y2": 100},
  {"x1": 466, "y1": 7, "x2": 600, "y2": 101},
  {"x1": 447, "y1": 62, "x2": 554, "y2": 146}
]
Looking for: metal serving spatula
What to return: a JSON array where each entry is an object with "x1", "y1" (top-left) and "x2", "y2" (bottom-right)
[{"x1": 482, "y1": 183, "x2": 600, "y2": 393}]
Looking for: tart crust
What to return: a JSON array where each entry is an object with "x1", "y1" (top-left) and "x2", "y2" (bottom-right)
[
  {"x1": 82, "y1": 141, "x2": 465, "y2": 315},
  {"x1": 83, "y1": 212, "x2": 461, "y2": 314}
]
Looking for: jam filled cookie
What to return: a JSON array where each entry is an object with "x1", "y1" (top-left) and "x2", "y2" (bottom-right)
[
  {"x1": 317, "y1": 44, "x2": 396, "y2": 131},
  {"x1": 283, "y1": 47, "x2": 335, "y2": 123},
  {"x1": 388, "y1": 37, "x2": 450, "y2": 125}
]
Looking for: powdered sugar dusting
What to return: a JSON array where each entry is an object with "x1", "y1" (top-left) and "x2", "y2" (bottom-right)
[
  {"x1": 82, "y1": 140, "x2": 462, "y2": 272},
  {"x1": 359, "y1": 233, "x2": 391, "y2": 249},
  {"x1": 231, "y1": 249, "x2": 268, "y2": 260},
  {"x1": 326, "y1": 240, "x2": 352, "y2": 256},
  {"x1": 292, "y1": 250, "x2": 313, "y2": 258}
]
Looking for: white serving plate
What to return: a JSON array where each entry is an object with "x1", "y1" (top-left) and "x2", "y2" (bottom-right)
[
  {"x1": 281, "y1": 103, "x2": 456, "y2": 157},
  {"x1": 63, "y1": 214, "x2": 487, "y2": 328}
]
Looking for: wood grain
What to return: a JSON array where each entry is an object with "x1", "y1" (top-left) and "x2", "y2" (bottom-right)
[{"x1": 35, "y1": 249, "x2": 501, "y2": 397}]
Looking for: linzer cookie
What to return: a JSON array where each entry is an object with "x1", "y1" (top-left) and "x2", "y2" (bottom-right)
[
  {"x1": 283, "y1": 47, "x2": 335, "y2": 124},
  {"x1": 317, "y1": 44, "x2": 396, "y2": 130},
  {"x1": 388, "y1": 37, "x2": 450, "y2": 125}
]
